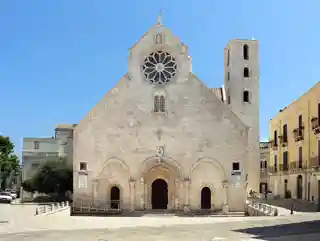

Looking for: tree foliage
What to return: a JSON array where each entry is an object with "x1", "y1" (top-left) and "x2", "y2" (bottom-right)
[
  {"x1": 0, "y1": 136, "x2": 20, "y2": 189},
  {"x1": 22, "y1": 158, "x2": 73, "y2": 198}
]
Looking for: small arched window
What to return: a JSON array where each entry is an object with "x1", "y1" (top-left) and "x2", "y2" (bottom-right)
[
  {"x1": 154, "y1": 95, "x2": 166, "y2": 112},
  {"x1": 243, "y1": 44, "x2": 249, "y2": 60},
  {"x1": 227, "y1": 49, "x2": 230, "y2": 66},
  {"x1": 244, "y1": 67, "x2": 250, "y2": 78},
  {"x1": 243, "y1": 90, "x2": 250, "y2": 103},
  {"x1": 155, "y1": 33, "x2": 163, "y2": 44}
]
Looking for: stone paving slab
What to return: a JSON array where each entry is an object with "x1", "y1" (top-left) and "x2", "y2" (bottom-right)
[{"x1": 0, "y1": 217, "x2": 320, "y2": 241}]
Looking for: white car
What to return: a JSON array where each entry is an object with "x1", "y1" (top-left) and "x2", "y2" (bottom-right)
[
  {"x1": 5, "y1": 189, "x2": 17, "y2": 199},
  {"x1": 0, "y1": 192, "x2": 13, "y2": 203}
]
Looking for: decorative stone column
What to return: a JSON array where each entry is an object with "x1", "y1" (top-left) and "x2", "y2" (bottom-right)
[
  {"x1": 140, "y1": 177, "x2": 145, "y2": 210},
  {"x1": 92, "y1": 180, "x2": 98, "y2": 204},
  {"x1": 222, "y1": 180, "x2": 229, "y2": 214},
  {"x1": 130, "y1": 179, "x2": 136, "y2": 211},
  {"x1": 183, "y1": 178, "x2": 190, "y2": 212},
  {"x1": 174, "y1": 179, "x2": 179, "y2": 210}
]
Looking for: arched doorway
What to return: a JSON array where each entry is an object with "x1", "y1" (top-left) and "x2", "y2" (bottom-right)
[
  {"x1": 151, "y1": 178, "x2": 168, "y2": 209},
  {"x1": 201, "y1": 187, "x2": 211, "y2": 209},
  {"x1": 110, "y1": 186, "x2": 120, "y2": 209},
  {"x1": 297, "y1": 175, "x2": 303, "y2": 199}
]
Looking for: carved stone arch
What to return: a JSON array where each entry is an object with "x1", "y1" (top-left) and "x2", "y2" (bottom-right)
[
  {"x1": 199, "y1": 183, "x2": 215, "y2": 193},
  {"x1": 137, "y1": 156, "x2": 183, "y2": 180},
  {"x1": 98, "y1": 157, "x2": 131, "y2": 178},
  {"x1": 190, "y1": 157, "x2": 227, "y2": 179}
]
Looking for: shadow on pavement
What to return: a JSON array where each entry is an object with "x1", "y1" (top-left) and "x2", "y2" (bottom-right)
[{"x1": 234, "y1": 220, "x2": 320, "y2": 240}]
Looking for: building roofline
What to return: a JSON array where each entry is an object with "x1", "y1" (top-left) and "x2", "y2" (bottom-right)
[{"x1": 269, "y1": 81, "x2": 320, "y2": 122}]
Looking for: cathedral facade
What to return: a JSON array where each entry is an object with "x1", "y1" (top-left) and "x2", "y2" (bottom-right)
[{"x1": 72, "y1": 20, "x2": 260, "y2": 213}]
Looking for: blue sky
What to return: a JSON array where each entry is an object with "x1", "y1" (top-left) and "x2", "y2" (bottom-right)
[{"x1": 0, "y1": 0, "x2": 319, "y2": 155}]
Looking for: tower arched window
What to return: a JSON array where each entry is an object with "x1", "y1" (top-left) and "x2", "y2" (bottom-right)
[
  {"x1": 155, "y1": 33, "x2": 163, "y2": 44},
  {"x1": 227, "y1": 49, "x2": 230, "y2": 66},
  {"x1": 243, "y1": 44, "x2": 249, "y2": 60},
  {"x1": 243, "y1": 90, "x2": 250, "y2": 103},
  {"x1": 244, "y1": 67, "x2": 250, "y2": 78},
  {"x1": 154, "y1": 95, "x2": 166, "y2": 113}
]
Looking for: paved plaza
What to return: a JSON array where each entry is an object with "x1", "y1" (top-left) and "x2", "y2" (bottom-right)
[{"x1": 1, "y1": 204, "x2": 320, "y2": 240}]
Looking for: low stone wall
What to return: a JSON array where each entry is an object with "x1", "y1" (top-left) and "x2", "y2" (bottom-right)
[
  {"x1": 35, "y1": 201, "x2": 70, "y2": 216},
  {"x1": 246, "y1": 199, "x2": 278, "y2": 216}
]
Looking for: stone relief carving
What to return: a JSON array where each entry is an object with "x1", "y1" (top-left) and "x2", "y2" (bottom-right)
[{"x1": 156, "y1": 147, "x2": 164, "y2": 157}]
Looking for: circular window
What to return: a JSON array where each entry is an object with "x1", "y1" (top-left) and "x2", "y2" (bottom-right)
[{"x1": 142, "y1": 51, "x2": 177, "y2": 85}]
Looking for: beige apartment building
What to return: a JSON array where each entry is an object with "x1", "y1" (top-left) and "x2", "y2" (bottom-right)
[{"x1": 269, "y1": 82, "x2": 320, "y2": 202}]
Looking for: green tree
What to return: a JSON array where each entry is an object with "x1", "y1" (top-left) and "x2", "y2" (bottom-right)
[
  {"x1": 0, "y1": 136, "x2": 20, "y2": 189},
  {"x1": 22, "y1": 158, "x2": 73, "y2": 200}
]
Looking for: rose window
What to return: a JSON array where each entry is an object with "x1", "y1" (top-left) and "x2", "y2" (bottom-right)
[{"x1": 142, "y1": 51, "x2": 177, "y2": 84}]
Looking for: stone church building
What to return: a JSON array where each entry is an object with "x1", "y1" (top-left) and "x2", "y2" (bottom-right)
[{"x1": 73, "y1": 18, "x2": 260, "y2": 213}]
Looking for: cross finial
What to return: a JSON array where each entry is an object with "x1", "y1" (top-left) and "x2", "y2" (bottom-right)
[{"x1": 157, "y1": 10, "x2": 163, "y2": 25}]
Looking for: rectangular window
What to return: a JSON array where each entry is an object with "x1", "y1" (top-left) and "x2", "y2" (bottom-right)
[
  {"x1": 34, "y1": 141, "x2": 40, "y2": 150},
  {"x1": 298, "y1": 146, "x2": 303, "y2": 168},
  {"x1": 264, "y1": 160, "x2": 267, "y2": 169},
  {"x1": 80, "y1": 162, "x2": 87, "y2": 171},
  {"x1": 260, "y1": 161, "x2": 263, "y2": 169},
  {"x1": 232, "y1": 162, "x2": 240, "y2": 171},
  {"x1": 298, "y1": 114, "x2": 303, "y2": 127},
  {"x1": 274, "y1": 130, "x2": 278, "y2": 146},
  {"x1": 227, "y1": 95, "x2": 231, "y2": 105},
  {"x1": 31, "y1": 163, "x2": 40, "y2": 169},
  {"x1": 274, "y1": 155, "x2": 278, "y2": 172},
  {"x1": 243, "y1": 91, "x2": 250, "y2": 103},
  {"x1": 227, "y1": 72, "x2": 230, "y2": 81},
  {"x1": 283, "y1": 151, "x2": 288, "y2": 170},
  {"x1": 283, "y1": 124, "x2": 288, "y2": 142}
]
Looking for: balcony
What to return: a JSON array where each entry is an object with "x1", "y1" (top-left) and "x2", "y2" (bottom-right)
[
  {"x1": 293, "y1": 126, "x2": 304, "y2": 142},
  {"x1": 278, "y1": 135, "x2": 288, "y2": 147},
  {"x1": 270, "y1": 140, "x2": 278, "y2": 150},
  {"x1": 268, "y1": 166, "x2": 278, "y2": 174},
  {"x1": 279, "y1": 163, "x2": 289, "y2": 172},
  {"x1": 260, "y1": 168, "x2": 268, "y2": 178},
  {"x1": 311, "y1": 117, "x2": 320, "y2": 134},
  {"x1": 289, "y1": 161, "x2": 305, "y2": 172},
  {"x1": 308, "y1": 156, "x2": 320, "y2": 169}
]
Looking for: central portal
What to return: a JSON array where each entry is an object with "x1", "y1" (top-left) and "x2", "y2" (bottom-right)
[{"x1": 151, "y1": 178, "x2": 168, "y2": 209}]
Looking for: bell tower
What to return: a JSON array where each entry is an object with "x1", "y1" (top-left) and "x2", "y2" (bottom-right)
[{"x1": 224, "y1": 39, "x2": 260, "y2": 192}]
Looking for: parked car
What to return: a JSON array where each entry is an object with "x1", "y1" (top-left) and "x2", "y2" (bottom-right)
[
  {"x1": 5, "y1": 189, "x2": 17, "y2": 199},
  {"x1": 0, "y1": 192, "x2": 13, "y2": 203}
]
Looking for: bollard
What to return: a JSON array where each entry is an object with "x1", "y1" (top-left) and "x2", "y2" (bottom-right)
[
  {"x1": 66, "y1": 201, "x2": 69, "y2": 206},
  {"x1": 35, "y1": 208, "x2": 39, "y2": 215},
  {"x1": 61, "y1": 202, "x2": 64, "y2": 208},
  {"x1": 51, "y1": 204, "x2": 55, "y2": 212},
  {"x1": 290, "y1": 204, "x2": 294, "y2": 215}
]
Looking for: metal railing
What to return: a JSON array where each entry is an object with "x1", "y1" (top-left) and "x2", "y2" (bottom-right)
[
  {"x1": 71, "y1": 200, "x2": 122, "y2": 214},
  {"x1": 311, "y1": 117, "x2": 320, "y2": 133}
]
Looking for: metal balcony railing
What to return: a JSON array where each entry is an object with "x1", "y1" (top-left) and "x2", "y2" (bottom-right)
[
  {"x1": 311, "y1": 117, "x2": 320, "y2": 134},
  {"x1": 293, "y1": 126, "x2": 304, "y2": 142}
]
